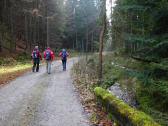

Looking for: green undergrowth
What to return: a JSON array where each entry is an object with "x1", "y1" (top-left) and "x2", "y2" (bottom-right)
[
  {"x1": 103, "y1": 53, "x2": 168, "y2": 125},
  {"x1": 0, "y1": 53, "x2": 32, "y2": 75},
  {"x1": 81, "y1": 53, "x2": 168, "y2": 125},
  {"x1": 68, "y1": 50, "x2": 79, "y2": 57},
  {"x1": 0, "y1": 52, "x2": 31, "y2": 66},
  {"x1": 94, "y1": 87, "x2": 160, "y2": 126},
  {"x1": 73, "y1": 53, "x2": 168, "y2": 125}
]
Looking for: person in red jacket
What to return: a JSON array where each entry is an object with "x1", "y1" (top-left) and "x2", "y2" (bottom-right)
[
  {"x1": 44, "y1": 47, "x2": 54, "y2": 74},
  {"x1": 31, "y1": 46, "x2": 42, "y2": 72}
]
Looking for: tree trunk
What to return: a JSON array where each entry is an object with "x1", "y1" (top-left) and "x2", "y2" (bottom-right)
[
  {"x1": 25, "y1": 14, "x2": 28, "y2": 51},
  {"x1": 91, "y1": 31, "x2": 94, "y2": 52},
  {"x1": 10, "y1": 6, "x2": 14, "y2": 52},
  {"x1": 98, "y1": 0, "x2": 106, "y2": 84},
  {"x1": 75, "y1": 30, "x2": 78, "y2": 50},
  {"x1": 0, "y1": 34, "x2": 2, "y2": 52},
  {"x1": 29, "y1": 16, "x2": 32, "y2": 51}
]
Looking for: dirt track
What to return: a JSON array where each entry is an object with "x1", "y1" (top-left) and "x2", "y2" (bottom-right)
[{"x1": 0, "y1": 58, "x2": 90, "y2": 126}]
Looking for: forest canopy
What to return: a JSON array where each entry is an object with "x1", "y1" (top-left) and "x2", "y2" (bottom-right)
[
  {"x1": 110, "y1": 0, "x2": 168, "y2": 62},
  {"x1": 0, "y1": 0, "x2": 101, "y2": 53}
]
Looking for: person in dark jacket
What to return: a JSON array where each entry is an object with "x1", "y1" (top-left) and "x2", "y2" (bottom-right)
[
  {"x1": 31, "y1": 46, "x2": 42, "y2": 72},
  {"x1": 59, "y1": 49, "x2": 69, "y2": 71}
]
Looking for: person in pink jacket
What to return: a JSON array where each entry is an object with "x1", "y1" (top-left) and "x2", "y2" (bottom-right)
[{"x1": 44, "y1": 47, "x2": 54, "y2": 74}]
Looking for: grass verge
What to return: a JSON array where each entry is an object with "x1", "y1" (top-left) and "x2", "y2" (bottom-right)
[{"x1": 0, "y1": 53, "x2": 32, "y2": 85}]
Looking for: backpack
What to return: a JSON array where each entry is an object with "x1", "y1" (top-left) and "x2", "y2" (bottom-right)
[
  {"x1": 45, "y1": 50, "x2": 51, "y2": 60},
  {"x1": 62, "y1": 51, "x2": 67, "y2": 60},
  {"x1": 33, "y1": 50, "x2": 39, "y2": 59}
]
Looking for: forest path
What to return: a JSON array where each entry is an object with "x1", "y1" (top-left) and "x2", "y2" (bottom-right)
[{"x1": 0, "y1": 58, "x2": 90, "y2": 126}]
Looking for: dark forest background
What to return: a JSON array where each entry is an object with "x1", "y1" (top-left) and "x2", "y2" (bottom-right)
[{"x1": 0, "y1": 0, "x2": 101, "y2": 53}]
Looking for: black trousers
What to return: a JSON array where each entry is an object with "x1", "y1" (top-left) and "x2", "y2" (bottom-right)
[
  {"x1": 32, "y1": 58, "x2": 40, "y2": 72},
  {"x1": 62, "y1": 59, "x2": 67, "y2": 71}
]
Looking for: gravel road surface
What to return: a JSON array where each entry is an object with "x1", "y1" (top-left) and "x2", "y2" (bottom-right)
[{"x1": 0, "y1": 58, "x2": 90, "y2": 126}]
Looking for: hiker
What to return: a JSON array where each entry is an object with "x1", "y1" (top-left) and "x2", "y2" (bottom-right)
[
  {"x1": 44, "y1": 47, "x2": 54, "y2": 74},
  {"x1": 31, "y1": 46, "x2": 42, "y2": 72},
  {"x1": 59, "y1": 49, "x2": 69, "y2": 71}
]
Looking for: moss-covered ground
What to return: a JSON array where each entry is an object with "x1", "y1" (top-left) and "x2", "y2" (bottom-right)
[{"x1": 94, "y1": 87, "x2": 160, "y2": 126}]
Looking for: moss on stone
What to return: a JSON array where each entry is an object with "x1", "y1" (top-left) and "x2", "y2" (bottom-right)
[{"x1": 94, "y1": 87, "x2": 160, "y2": 126}]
